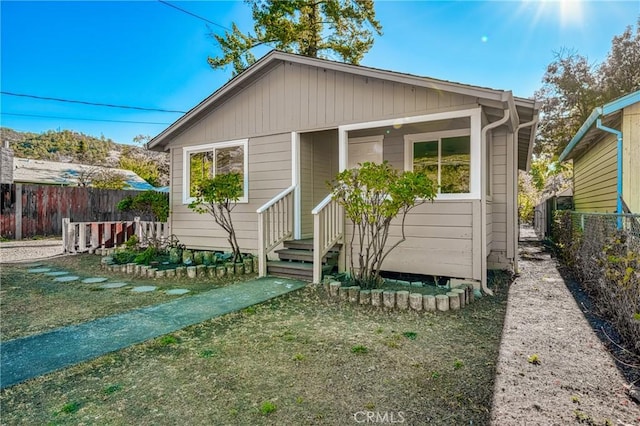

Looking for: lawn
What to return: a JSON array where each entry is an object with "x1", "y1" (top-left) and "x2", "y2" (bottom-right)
[
  {"x1": 0, "y1": 254, "x2": 254, "y2": 341},
  {"x1": 0, "y1": 270, "x2": 510, "y2": 425}
]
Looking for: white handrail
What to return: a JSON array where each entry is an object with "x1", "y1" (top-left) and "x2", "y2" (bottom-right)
[
  {"x1": 311, "y1": 192, "x2": 334, "y2": 215},
  {"x1": 256, "y1": 185, "x2": 296, "y2": 214},
  {"x1": 257, "y1": 186, "x2": 295, "y2": 277},
  {"x1": 312, "y1": 195, "x2": 343, "y2": 283}
]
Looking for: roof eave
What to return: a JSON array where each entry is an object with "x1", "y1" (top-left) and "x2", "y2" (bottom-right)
[
  {"x1": 558, "y1": 107, "x2": 602, "y2": 162},
  {"x1": 559, "y1": 90, "x2": 640, "y2": 162}
]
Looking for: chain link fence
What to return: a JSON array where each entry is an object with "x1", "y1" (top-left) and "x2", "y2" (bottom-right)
[{"x1": 553, "y1": 211, "x2": 640, "y2": 353}]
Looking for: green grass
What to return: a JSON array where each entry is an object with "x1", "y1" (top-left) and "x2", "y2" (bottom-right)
[{"x1": 0, "y1": 274, "x2": 511, "y2": 425}]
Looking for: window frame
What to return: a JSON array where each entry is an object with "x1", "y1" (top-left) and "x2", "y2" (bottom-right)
[
  {"x1": 404, "y1": 129, "x2": 475, "y2": 200},
  {"x1": 182, "y1": 139, "x2": 249, "y2": 204}
]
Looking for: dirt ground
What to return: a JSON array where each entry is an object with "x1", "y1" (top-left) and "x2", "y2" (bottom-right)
[{"x1": 491, "y1": 227, "x2": 640, "y2": 425}]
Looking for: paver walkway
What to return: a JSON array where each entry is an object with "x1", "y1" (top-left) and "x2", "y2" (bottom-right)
[{"x1": 0, "y1": 277, "x2": 305, "y2": 389}]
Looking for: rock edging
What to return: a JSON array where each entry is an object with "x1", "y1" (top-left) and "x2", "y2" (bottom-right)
[{"x1": 99, "y1": 252, "x2": 258, "y2": 280}]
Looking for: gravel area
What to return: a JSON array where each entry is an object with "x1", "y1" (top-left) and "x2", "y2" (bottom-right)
[
  {"x1": 0, "y1": 240, "x2": 65, "y2": 264},
  {"x1": 491, "y1": 227, "x2": 640, "y2": 425}
]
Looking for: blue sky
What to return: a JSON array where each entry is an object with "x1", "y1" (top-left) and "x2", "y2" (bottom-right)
[{"x1": 1, "y1": 0, "x2": 638, "y2": 145}]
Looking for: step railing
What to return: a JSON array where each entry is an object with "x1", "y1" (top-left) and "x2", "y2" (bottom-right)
[
  {"x1": 312, "y1": 193, "x2": 343, "y2": 283},
  {"x1": 256, "y1": 185, "x2": 295, "y2": 276},
  {"x1": 62, "y1": 217, "x2": 169, "y2": 254}
]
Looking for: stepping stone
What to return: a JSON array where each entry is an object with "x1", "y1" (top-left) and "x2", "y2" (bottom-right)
[
  {"x1": 82, "y1": 277, "x2": 108, "y2": 284},
  {"x1": 100, "y1": 282, "x2": 128, "y2": 289},
  {"x1": 27, "y1": 268, "x2": 51, "y2": 273},
  {"x1": 44, "y1": 271, "x2": 70, "y2": 276},
  {"x1": 131, "y1": 286, "x2": 157, "y2": 293},
  {"x1": 165, "y1": 289, "x2": 190, "y2": 295},
  {"x1": 54, "y1": 276, "x2": 80, "y2": 282}
]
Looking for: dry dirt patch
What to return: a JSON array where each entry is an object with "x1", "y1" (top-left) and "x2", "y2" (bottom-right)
[{"x1": 491, "y1": 240, "x2": 640, "y2": 425}]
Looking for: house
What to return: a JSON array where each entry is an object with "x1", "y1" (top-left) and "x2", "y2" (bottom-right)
[
  {"x1": 558, "y1": 90, "x2": 640, "y2": 214},
  {"x1": 11, "y1": 157, "x2": 163, "y2": 191},
  {"x1": 149, "y1": 50, "x2": 539, "y2": 292}
]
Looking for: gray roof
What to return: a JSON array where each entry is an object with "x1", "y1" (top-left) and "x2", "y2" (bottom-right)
[{"x1": 12, "y1": 157, "x2": 164, "y2": 191}]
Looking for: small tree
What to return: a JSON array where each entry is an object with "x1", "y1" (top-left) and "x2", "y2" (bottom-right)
[
  {"x1": 117, "y1": 191, "x2": 169, "y2": 249},
  {"x1": 188, "y1": 173, "x2": 243, "y2": 263},
  {"x1": 331, "y1": 162, "x2": 436, "y2": 289}
]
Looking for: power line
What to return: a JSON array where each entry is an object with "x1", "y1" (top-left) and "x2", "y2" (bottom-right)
[
  {"x1": 157, "y1": 0, "x2": 232, "y2": 32},
  {"x1": 1, "y1": 112, "x2": 171, "y2": 125},
  {"x1": 0, "y1": 91, "x2": 187, "y2": 114}
]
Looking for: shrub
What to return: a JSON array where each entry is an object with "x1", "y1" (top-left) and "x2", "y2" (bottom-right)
[
  {"x1": 188, "y1": 173, "x2": 243, "y2": 263},
  {"x1": 552, "y1": 211, "x2": 640, "y2": 353},
  {"x1": 330, "y1": 161, "x2": 436, "y2": 289}
]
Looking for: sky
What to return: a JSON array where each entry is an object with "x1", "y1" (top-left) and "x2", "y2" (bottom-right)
[{"x1": 1, "y1": 0, "x2": 639, "y2": 146}]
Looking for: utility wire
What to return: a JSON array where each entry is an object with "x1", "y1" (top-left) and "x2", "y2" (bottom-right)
[
  {"x1": 0, "y1": 91, "x2": 187, "y2": 114},
  {"x1": 157, "y1": 0, "x2": 232, "y2": 31},
  {"x1": 1, "y1": 112, "x2": 171, "y2": 125}
]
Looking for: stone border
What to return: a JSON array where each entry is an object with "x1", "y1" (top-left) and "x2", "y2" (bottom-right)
[
  {"x1": 99, "y1": 252, "x2": 259, "y2": 280},
  {"x1": 324, "y1": 280, "x2": 476, "y2": 312}
]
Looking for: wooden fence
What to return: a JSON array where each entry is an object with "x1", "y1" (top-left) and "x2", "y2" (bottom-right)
[
  {"x1": 0, "y1": 183, "x2": 167, "y2": 239},
  {"x1": 62, "y1": 218, "x2": 170, "y2": 253}
]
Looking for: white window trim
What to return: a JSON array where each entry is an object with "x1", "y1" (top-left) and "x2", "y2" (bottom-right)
[
  {"x1": 404, "y1": 128, "x2": 478, "y2": 200},
  {"x1": 182, "y1": 139, "x2": 249, "y2": 204}
]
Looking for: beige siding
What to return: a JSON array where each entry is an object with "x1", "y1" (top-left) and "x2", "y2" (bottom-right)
[
  {"x1": 345, "y1": 201, "x2": 476, "y2": 279},
  {"x1": 312, "y1": 131, "x2": 338, "y2": 206},
  {"x1": 490, "y1": 129, "x2": 508, "y2": 252},
  {"x1": 574, "y1": 134, "x2": 618, "y2": 213},
  {"x1": 170, "y1": 132, "x2": 291, "y2": 251},
  {"x1": 299, "y1": 134, "x2": 314, "y2": 237},
  {"x1": 300, "y1": 130, "x2": 338, "y2": 237},
  {"x1": 166, "y1": 61, "x2": 478, "y2": 149},
  {"x1": 622, "y1": 103, "x2": 640, "y2": 213},
  {"x1": 382, "y1": 134, "x2": 404, "y2": 170}
]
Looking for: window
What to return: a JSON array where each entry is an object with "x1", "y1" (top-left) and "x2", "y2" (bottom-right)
[
  {"x1": 405, "y1": 130, "x2": 471, "y2": 195},
  {"x1": 182, "y1": 139, "x2": 248, "y2": 204}
]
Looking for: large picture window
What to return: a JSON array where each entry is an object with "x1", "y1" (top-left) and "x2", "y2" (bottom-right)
[
  {"x1": 405, "y1": 130, "x2": 471, "y2": 195},
  {"x1": 183, "y1": 139, "x2": 248, "y2": 204}
]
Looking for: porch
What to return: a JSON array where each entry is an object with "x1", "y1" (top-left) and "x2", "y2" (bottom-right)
[{"x1": 256, "y1": 107, "x2": 484, "y2": 283}]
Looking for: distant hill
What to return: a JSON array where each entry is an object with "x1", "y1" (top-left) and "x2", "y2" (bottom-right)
[{"x1": 0, "y1": 127, "x2": 169, "y2": 186}]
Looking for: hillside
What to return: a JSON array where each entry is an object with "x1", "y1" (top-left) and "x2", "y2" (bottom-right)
[{"x1": 0, "y1": 127, "x2": 169, "y2": 187}]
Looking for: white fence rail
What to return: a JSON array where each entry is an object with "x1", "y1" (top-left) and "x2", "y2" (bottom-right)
[
  {"x1": 62, "y1": 217, "x2": 169, "y2": 253},
  {"x1": 312, "y1": 194, "x2": 343, "y2": 283},
  {"x1": 256, "y1": 186, "x2": 295, "y2": 276}
]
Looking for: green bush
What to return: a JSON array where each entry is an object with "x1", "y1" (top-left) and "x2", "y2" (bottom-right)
[
  {"x1": 134, "y1": 247, "x2": 159, "y2": 265},
  {"x1": 112, "y1": 249, "x2": 137, "y2": 265}
]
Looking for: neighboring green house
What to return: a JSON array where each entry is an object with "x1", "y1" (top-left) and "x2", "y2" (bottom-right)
[{"x1": 559, "y1": 90, "x2": 640, "y2": 214}]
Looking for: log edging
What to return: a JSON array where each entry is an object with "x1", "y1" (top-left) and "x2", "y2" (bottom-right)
[{"x1": 323, "y1": 280, "x2": 477, "y2": 312}]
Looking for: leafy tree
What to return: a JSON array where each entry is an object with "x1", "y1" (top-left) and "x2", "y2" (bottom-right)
[
  {"x1": 117, "y1": 191, "x2": 170, "y2": 249},
  {"x1": 599, "y1": 18, "x2": 640, "y2": 101},
  {"x1": 90, "y1": 168, "x2": 127, "y2": 189},
  {"x1": 119, "y1": 156, "x2": 161, "y2": 187},
  {"x1": 534, "y1": 18, "x2": 640, "y2": 157},
  {"x1": 330, "y1": 161, "x2": 436, "y2": 289},
  {"x1": 534, "y1": 50, "x2": 601, "y2": 156},
  {"x1": 188, "y1": 173, "x2": 244, "y2": 262},
  {"x1": 208, "y1": 0, "x2": 383, "y2": 75}
]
